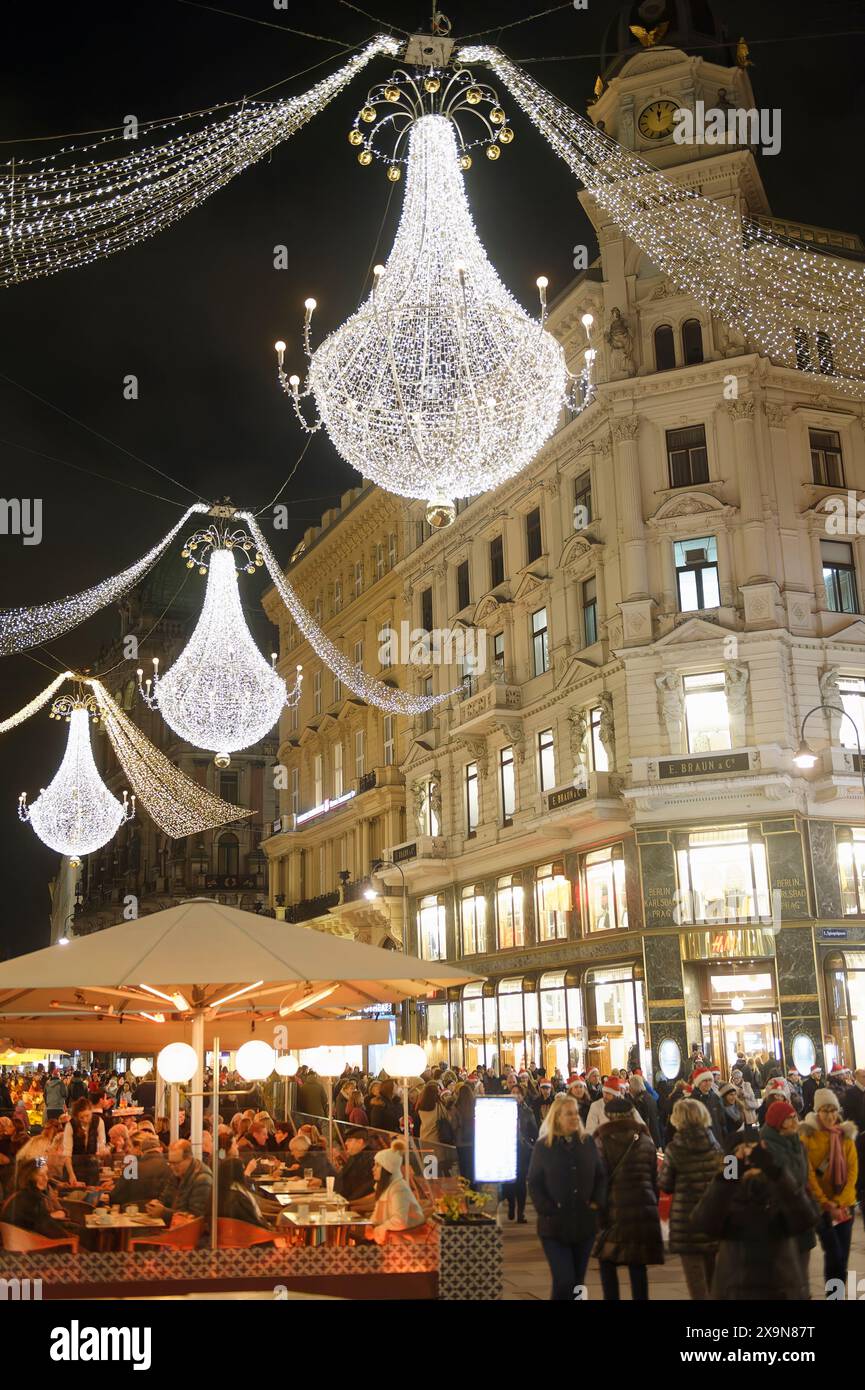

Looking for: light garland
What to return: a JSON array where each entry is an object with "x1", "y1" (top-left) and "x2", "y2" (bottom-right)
[
  {"x1": 279, "y1": 108, "x2": 592, "y2": 523},
  {"x1": 0, "y1": 504, "x2": 207, "y2": 657},
  {"x1": 461, "y1": 47, "x2": 865, "y2": 396},
  {"x1": 137, "y1": 527, "x2": 301, "y2": 766},
  {"x1": 18, "y1": 696, "x2": 134, "y2": 866},
  {"x1": 0, "y1": 672, "x2": 72, "y2": 733},
  {"x1": 0, "y1": 38, "x2": 400, "y2": 288},
  {"x1": 240, "y1": 511, "x2": 459, "y2": 715},
  {"x1": 88, "y1": 679, "x2": 251, "y2": 836}
]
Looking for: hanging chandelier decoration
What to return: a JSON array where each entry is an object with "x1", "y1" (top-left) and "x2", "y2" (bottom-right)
[
  {"x1": 276, "y1": 68, "x2": 595, "y2": 527},
  {"x1": 136, "y1": 519, "x2": 301, "y2": 767},
  {"x1": 0, "y1": 37, "x2": 400, "y2": 288},
  {"x1": 462, "y1": 46, "x2": 865, "y2": 397},
  {"x1": 17, "y1": 692, "x2": 134, "y2": 867}
]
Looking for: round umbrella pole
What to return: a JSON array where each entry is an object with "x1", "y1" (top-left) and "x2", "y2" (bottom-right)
[
  {"x1": 169, "y1": 1083, "x2": 179, "y2": 1144},
  {"x1": 210, "y1": 1034, "x2": 220, "y2": 1250},
  {"x1": 190, "y1": 1010, "x2": 205, "y2": 1161},
  {"x1": 402, "y1": 1076, "x2": 410, "y2": 1183}
]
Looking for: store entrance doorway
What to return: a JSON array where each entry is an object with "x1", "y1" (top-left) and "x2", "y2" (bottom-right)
[{"x1": 702, "y1": 1011, "x2": 783, "y2": 1078}]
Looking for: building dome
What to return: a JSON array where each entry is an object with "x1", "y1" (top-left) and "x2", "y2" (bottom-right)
[{"x1": 600, "y1": 0, "x2": 732, "y2": 78}]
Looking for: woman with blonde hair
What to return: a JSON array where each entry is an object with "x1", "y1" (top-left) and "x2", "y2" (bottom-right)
[
  {"x1": 659, "y1": 1098, "x2": 723, "y2": 1299},
  {"x1": 527, "y1": 1094, "x2": 606, "y2": 1300}
]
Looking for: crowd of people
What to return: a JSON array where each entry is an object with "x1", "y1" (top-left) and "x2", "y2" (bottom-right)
[{"x1": 1, "y1": 1050, "x2": 862, "y2": 1300}]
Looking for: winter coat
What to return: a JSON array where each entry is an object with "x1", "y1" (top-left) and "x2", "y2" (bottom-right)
[
  {"x1": 527, "y1": 1134, "x2": 606, "y2": 1244},
  {"x1": 758, "y1": 1123, "x2": 818, "y2": 1252},
  {"x1": 512, "y1": 1101, "x2": 539, "y2": 1175},
  {"x1": 691, "y1": 1152, "x2": 817, "y2": 1299},
  {"x1": 111, "y1": 1151, "x2": 171, "y2": 1207},
  {"x1": 296, "y1": 1076, "x2": 329, "y2": 1120},
  {"x1": 693, "y1": 1086, "x2": 730, "y2": 1146},
  {"x1": 631, "y1": 1089, "x2": 662, "y2": 1148},
  {"x1": 658, "y1": 1125, "x2": 723, "y2": 1255},
  {"x1": 592, "y1": 1117, "x2": 663, "y2": 1266},
  {"x1": 842, "y1": 1082, "x2": 865, "y2": 1132},
  {"x1": 585, "y1": 1096, "x2": 646, "y2": 1136},
  {"x1": 801, "y1": 1075, "x2": 821, "y2": 1115},
  {"x1": 798, "y1": 1115, "x2": 859, "y2": 1211}
]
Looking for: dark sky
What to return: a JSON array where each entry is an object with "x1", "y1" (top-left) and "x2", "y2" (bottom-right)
[{"x1": 0, "y1": 0, "x2": 863, "y2": 958}]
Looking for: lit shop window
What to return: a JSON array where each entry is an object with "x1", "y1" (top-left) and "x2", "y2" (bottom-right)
[
  {"x1": 585, "y1": 965, "x2": 647, "y2": 1075},
  {"x1": 675, "y1": 536, "x2": 719, "y2": 612},
  {"x1": 837, "y1": 828, "x2": 865, "y2": 915},
  {"x1": 417, "y1": 893, "x2": 447, "y2": 961},
  {"x1": 676, "y1": 827, "x2": 771, "y2": 924},
  {"x1": 838, "y1": 676, "x2": 865, "y2": 751},
  {"x1": 535, "y1": 862, "x2": 570, "y2": 942},
  {"x1": 498, "y1": 978, "x2": 540, "y2": 1073},
  {"x1": 461, "y1": 886, "x2": 487, "y2": 955},
  {"x1": 684, "y1": 671, "x2": 731, "y2": 753},
  {"x1": 582, "y1": 844, "x2": 628, "y2": 932},
  {"x1": 496, "y1": 873, "x2": 525, "y2": 949},
  {"x1": 539, "y1": 970, "x2": 585, "y2": 1077}
]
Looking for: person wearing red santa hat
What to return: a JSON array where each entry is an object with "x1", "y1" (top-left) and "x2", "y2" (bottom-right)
[
  {"x1": 756, "y1": 1075, "x2": 790, "y2": 1126},
  {"x1": 584, "y1": 1067, "x2": 603, "y2": 1105},
  {"x1": 585, "y1": 1077, "x2": 647, "y2": 1135},
  {"x1": 691, "y1": 1065, "x2": 730, "y2": 1146}
]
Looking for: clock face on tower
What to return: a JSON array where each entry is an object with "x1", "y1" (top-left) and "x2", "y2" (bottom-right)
[{"x1": 637, "y1": 99, "x2": 678, "y2": 141}]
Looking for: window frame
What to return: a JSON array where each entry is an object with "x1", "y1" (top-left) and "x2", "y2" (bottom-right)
[
  {"x1": 525, "y1": 507, "x2": 543, "y2": 563},
  {"x1": 496, "y1": 873, "x2": 525, "y2": 950},
  {"x1": 499, "y1": 745, "x2": 516, "y2": 824},
  {"x1": 582, "y1": 576, "x2": 598, "y2": 646},
  {"x1": 456, "y1": 558, "x2": 471, "y2": 611},
  {"x1": 683, "y1": 671, "x2": 732, "y2": 755},
  {"x1": 810, "y1": 428, "x2": 844, "y2": 488},
  {"x1": 464, "y1": 761, "x2": 479, "y2": 836},
  {"x1": 675, "y1": 535, "x2": 720, "y2": 613},
  {"x1": 537, "y1": 728, "x2": 556, "y2": 792},
  {"x1": 531, "y1": 607, "x2": 550, "y2": 676},
  {"x1": 489, "y1": 534, "x2": 505, "y2": 588},
  {"x1": 666, "y1": 424, "x2": 709, "y2": 489},
  {"x1": 822, "y1": 540, "x2": 859, "y2": 614}
]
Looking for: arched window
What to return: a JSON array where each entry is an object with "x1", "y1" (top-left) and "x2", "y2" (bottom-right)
[
  {"x1": 654, "y1": 324, "x2": 676, "y2": 372},
  {"x1": 217, "y1": 833, "x2": 239, "y2": 878},
  {"x1": 681, "y1": 318, "x2": 704, "y2": 366},
  {"x1": 816, "y1": 331, "x2": 835, "y2": 375}
]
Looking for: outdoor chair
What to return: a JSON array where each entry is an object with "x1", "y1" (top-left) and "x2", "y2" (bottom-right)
[
  {"x1": 128, "y1": 1216, "x2": 204, "y2": 1250},
  {"x1": 216, "y1": 1218, "x2": 281, "y2": 1248},
  {"x1": 0, "y1": 1221, "x2": 79, "y2": 1253}
]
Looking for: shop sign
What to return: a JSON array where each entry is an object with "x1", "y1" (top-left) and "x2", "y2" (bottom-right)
[
  {"x1": 820, "y1": 928, "x2": 848, "y2": 939},
  {"x1": 295, "y1": 788, "x2": 356, "y2": 826},
  {"x1": 548, "y1": 784, "x2": 588, "y2": 810},
  {"x1": 658, "y1": 752, "x2": 750, "y2": 779},
  {"x1": 393, "y1": 842, "x2": 418, "y2": 864}
]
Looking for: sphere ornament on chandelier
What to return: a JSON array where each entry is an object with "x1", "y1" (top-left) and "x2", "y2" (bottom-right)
[
  {"x1": 277, "y1": 84, "x2": 595, "y2": 528},
  {"x1": 17, "y1": 692, "x2": 134, "y2": 867},
  {"x1": 137, "y1": 519, "x2": 301, "y2": 768}
]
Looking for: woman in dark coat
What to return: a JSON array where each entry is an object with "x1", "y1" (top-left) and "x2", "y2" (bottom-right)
[
  {"x1": 452, "y1": 1083, "x2": 476, "y2": 1184},
  {"x1": 690, "y1": 1126, "x2": 818, "y2": 1299},
  {"x1": 758, "y1": 1100, "x2": 818, "y2": 1295},
  {"x1": 593, "y1": 1098, "x2": 663, "y2": 1300},
  {"x1": 528, "y1": 1094, "x2": 606, "y2": 1300},
  {"x1": 1, "y1": 1158, "x2": 73, "y2": 1239},
  {"x1": 501, "y1": 1084, "x2": 538, "y2": 1223},
  {"x1": 658, "y1": 1098, "x2": 723, "y2": 1299}
]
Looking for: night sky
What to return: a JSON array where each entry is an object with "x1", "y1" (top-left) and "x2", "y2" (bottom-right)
[{"x1": 0, "y1": 0, "x2": 862, "y2": 958}]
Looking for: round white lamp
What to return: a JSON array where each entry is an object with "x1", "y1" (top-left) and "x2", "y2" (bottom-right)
[
  {"x1": 156, "y1": 1042, "x2": 197, "y2": 1085},
  {"x1": 235, "y1": 1039, "x2": 276, "y2": 1082},
  {"x1": 129, "y1": 1057, "x2": 151, "y2": 1078},
  {"x1": 314, "y1": 1046, "x2": 347, "y2": 1078},
  {"x1": 382, "y1": 1043, "x2": 428, "y2": 1178},
  {"x1": 274, "y1": 1052, "x2": 300, "y2": 1077}
]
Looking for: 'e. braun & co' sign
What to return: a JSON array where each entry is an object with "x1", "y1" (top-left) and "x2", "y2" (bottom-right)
[{"x1": 658, "y1": 752, "x2": 750, "y2": 780}]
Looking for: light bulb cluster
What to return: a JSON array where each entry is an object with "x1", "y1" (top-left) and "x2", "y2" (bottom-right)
[
  {"x1": 240, "y1": 512, "x2": 459, "y2": 715},
  {"x1": 277, "y1": 114, "x2": 592, "y2": 520},
  {"x1": 18, "y1": 700, "x2": 134, "y2": 866},
  {"x1": 0, "y1": 38, "x2": 400, "y2": 288},
  {"x1": 137, "y1": 543, "x2": 301, "y2": 766},
  {"x1": 0, "y1": 672, "x2": 72, "y2": 733},
  {"x1": 88, "y1": 679, "x2": 252, "y2": 836},
  {"x1": 0, "y1": 504, "x2": 207, "y2": 657},
  {"x1": 463, "y1": 47, "x2": 865, "y2": 396}
]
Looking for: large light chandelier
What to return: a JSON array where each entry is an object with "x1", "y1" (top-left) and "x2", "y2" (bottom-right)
[
  {"x1": 18, "y1": 694, "x2": 134, "y2": 866},
  {"x1": 277, "y1": 68, "x2": 593, "y2": 527},
  {"x1": 138, "y1": 520, "x2": 301, "y2": 767}
]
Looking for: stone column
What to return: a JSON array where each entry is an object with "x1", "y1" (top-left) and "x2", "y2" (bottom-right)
[
  {"x1": 359, "y1": 818, "x2": 371, "y2": 877},
  {"x1": 612, "y1": 416, "x2": 647, "y2": 598},
  {"x1": 727, "y1": 398, "x2": 765, "y2": 582}
]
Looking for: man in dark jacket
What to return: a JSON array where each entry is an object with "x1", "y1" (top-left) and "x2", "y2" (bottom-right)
[
  {"x1": 111, "y1": 1135, "x2": 171, "y2": 1206},
  {"x1": 691, "y1": 1067, "x2": 730, "y2": 1146},
  {"x1": 843, "y1": 1068, "x2": 865, "y2": 1130},
  {"x1": 134, "y1": 1076, "x2": 157, "y2": 1115},
  {"x1": 527, "y1": 1096, "x2": 606, "y2": 1299},
  {"x1": 629, "y1": 1075, "x2": 662, "y2": 1148},
  {"x1": 801, "y1": 1065, "x2": 822, "y2": 1115},
  {"x1": 334, "y1": 1131, "x2": 377, "y2": 1211},
  {"x1": 146, "y1": 1139, "x2": 213, "y2": 1228},
  {"x1": 502, "y1": 1086, "x2": 538, "y2": 1223},
  {"x1": 296, "y1": 1070, "x2": 329, "y2": 1120}
]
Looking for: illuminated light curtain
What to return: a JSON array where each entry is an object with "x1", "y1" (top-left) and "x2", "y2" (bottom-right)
[
  {"x1": 0, "y1": 38, "x2": 400, "y2": 288},
  {"x1": 240, "y1": 511, "x2": 457, "y2": 715},
  {"x1": 0, "y1": 672, "x2": 71, "y2": 733},
  {"x1": 89, "y1": 679, "x2": 251, "y2": 836},
  {"x1": 18, "y1": 703, "x2": 133, "y2": 864},
  {"x1": 0, "y1": 504, "x2": 207, "y2": 657},
  {"x1": 462, "y1": 47, "x2": 865, "y2": 396}
]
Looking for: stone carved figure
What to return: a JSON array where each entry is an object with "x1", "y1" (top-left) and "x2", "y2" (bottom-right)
[
  {"x1": 568, "y1": 706, "x2": 589, "y2": 770},
  {"x1": 605, "y1": 306, "x2": 635, "y2": 378},
  {"x1": 412, "y1": 780, "x2": 427, "y2": 836},
  {"x1": 598, "y1": 692, "x2": 616, "y2": 770},
  {"x1": 656, "y1": 672, "x2": 684, "y2": 752},
  {"x1": 428, "y1": 776, "x2": 443, "y2": 834},
  {"x1": 819, "y1": 667, "x2": 843, "y2": 744},
  {"x1": 725, "y1": 663, "x2": 750, "y2": 745}
]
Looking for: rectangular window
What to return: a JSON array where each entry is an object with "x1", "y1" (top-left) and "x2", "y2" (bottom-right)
[
  {"x1": 457, "y1": 559, "x2": 471, "y2": 611},
  {"x1": 500, "y1": 745, "x2": 515, "y2": 823},
  {"x1": 582, "y1": 576, "x2": 598, "y2": 647},
  {"x1": 525, "y1": 507, "x2": 542, "y2": 563},
  {"x1": 289, "y1": 700, "x2": 299, "y2": 734},
  {"x1": 219, "y1": 772, "x2": 239, "y2": 804},
  {"x1": 493, "y1": 632, "x2": 505, "y2": 672},
  {"x1": 684, "y1": 671, "x2": 731, "y2": 754},
  {"x1": 582, "y1": 845, "x2": 628, "y2": 932},
  {"x1": 420, "y1": 586, "x2": 433, "y2": 632},
  {"x1": 313, "y1": 754, "x2": 323, "y2": 806},
  {"x1": 531, "y1": 607, "x2": 549, "y2": 676},
  {"x1": 490, "y1": 534, "x2": 505, "y2": 588},
  {"x1": 354, "y1": 729, "x2": 365, "y2": 781},
  {"x1": 417, "y1": 894, "x2": 446, "y2": 961},
  {"x1": 333, "y1": 741, "x2": 343, "y2": 798},
  {"x1": 383, "y1": 714, "x2": 395, "y2": 766},
  {"x1": 839, "y1": 676, "x2": 865, "y2": 752},
  {"x1": 536, "y1": 862, "x2": 570, "y2": 942},
  {"x1": 333, "y1": 672, "x2": 342, "y2": 704},
  {"x1": 353, "y1": 561, "x2": 363, "y2": 598},
  {"x1": 837, "y1": 827, "x2": 865, "y2": 915},
  {"x1": 388, "y1": 532, "x2": 398, "y2": 569},
  {"x1": 418, "y1": 779, "x2": 440, "y2": 837},
  {"x1": 461, "y1": 886, "x2": 486, "y2": 955},
  {"x1": 675, "y1": 535, "x2": 720, "y2": 612},
  {"x1": 676, "y1": 826, "x2": 771, "y2": 924},
  {"x1": 667, "y1": 424, "x2": 709, "y2": 488},
  {"x1": 334, "y1": 578, "x2": 342, "y2": 614},
  {"x1": 822, "y1": 540, "x2": 858, "y2": 614},
  {"x1": 574, "y1": 470, "x2": 592, "y2": 527},
  {"x1": 538, "y1": 728, "x2": 556, "y2": 791},
  {"x1": 810, "y1": 428, "x2": 844, "y2": 487},
  {"x1": 422, "y1": 674, "x2": 434, "y2": 735},
  {"x1": 374, "y1": 544, "x2": 384, "y2": 582},
  {"x1": 496, "y1": 874, "x2": 525, "y2": 949},
  {"x1": 590, "y1": 706, "x2": 609, "y2": 773},
  {"x1": 353, "y1": 639, "x2": 364, "y2": 668},
  {"x1": 465, "y1": 761, "x2": 479, "y2": 836},
  {"x1": 290, "y1": 767, "x2": 299, "y2": 816},
  {"x1": 313, "y1": 670, "x2": 322, "y2": 716}
]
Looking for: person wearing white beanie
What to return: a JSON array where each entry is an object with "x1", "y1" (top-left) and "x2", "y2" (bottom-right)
[{"x1": 368, "y1": 1143, "x2": 426, "y2": 1245}]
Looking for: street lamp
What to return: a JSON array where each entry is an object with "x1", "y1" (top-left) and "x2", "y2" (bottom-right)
[
  {"x1": 382, "y1": 1042, "x2": 427, "y2": 1181},
  {"x1": 794, "y1": 703, "x2": 865, "y2": 804}
]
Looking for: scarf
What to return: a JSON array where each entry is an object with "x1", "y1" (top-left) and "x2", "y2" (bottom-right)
[{"x1": 825, "y1": 1122, "x2": 848, "y2": 1196}]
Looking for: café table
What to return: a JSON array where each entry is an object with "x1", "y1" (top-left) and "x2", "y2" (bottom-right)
[
  {"x1": 278, "y1": 1210, "x2": 372, "y2": 1248},
  {"x1": 82, "y1": 1212, "x2": 166, "y2": 1252}
]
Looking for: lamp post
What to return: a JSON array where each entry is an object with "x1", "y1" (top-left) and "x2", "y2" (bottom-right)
[
  {"x1": 382, "y1": 1042, "x2": 427, "y2": 1182},
  {"x1": 368, "y1": 857, "x2": 412, "y2": 1042},
  {"x1": 794, "y1": 703, "x2": 865, "y2": 803}
]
